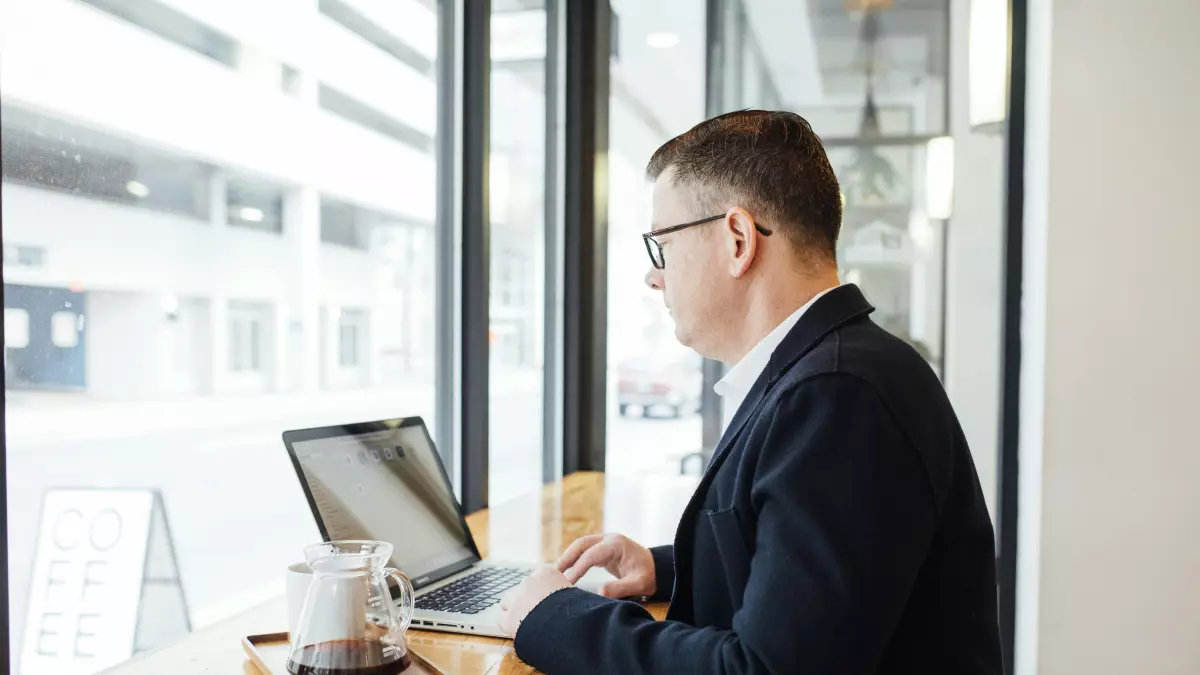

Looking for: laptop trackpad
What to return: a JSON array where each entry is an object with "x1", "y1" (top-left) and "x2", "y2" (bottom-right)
[{"x1": 573, "y1": 566, "x2": 618, "y2": 593}]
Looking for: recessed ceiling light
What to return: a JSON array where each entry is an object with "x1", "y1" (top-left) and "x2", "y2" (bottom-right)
[
  {"x1": 238, "y1": 207, "x2": 265, "y2": 222},
  {"x1": 125, "y1": 180, "x2": 150, "y2": 198},
  {"x1": 646, "y1": 32, "x2": 680, "y2": 49}
]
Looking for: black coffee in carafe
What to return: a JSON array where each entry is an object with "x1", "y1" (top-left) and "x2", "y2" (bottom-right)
[{"x1": 285, "y1": 639, "x2": 412, "y2": 675}]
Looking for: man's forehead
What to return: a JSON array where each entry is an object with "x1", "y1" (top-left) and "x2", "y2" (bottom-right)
[{"x1": 651, "y1": 168, "x2": 689, "y2": 212}]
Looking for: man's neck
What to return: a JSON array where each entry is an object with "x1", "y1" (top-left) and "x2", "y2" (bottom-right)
[{"x1": 723, "y1": 273, "x2": 840, "y2": 365}]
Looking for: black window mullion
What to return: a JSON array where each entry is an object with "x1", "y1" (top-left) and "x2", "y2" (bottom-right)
[
  {"x1": 562, "y1": 0, "x2": 610, "y2": 476},
  {"x1": 460, "y1": 0, "x2": 491, "y2": 513}
]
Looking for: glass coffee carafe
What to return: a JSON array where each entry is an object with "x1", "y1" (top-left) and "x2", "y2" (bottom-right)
[{"x1": 287, "y1": 540, "x2": 415, "y2": 675}]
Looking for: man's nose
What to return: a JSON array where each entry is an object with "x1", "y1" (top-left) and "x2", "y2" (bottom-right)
[{"x1": 644, "y1": 267, "x2": 665, "y2": 291}]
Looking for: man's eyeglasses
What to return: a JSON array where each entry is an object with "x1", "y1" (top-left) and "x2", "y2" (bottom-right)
[{"x1": 642, "y1": 214, "x2": 773, "y2": 269}]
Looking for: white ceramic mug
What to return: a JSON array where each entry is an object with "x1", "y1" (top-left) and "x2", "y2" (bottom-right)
[{"x1": 286, "y1": 562, "x2": 313, "y2": 636}]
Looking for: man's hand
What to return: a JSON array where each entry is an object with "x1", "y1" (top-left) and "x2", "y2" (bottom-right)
[
  {"x1": 498, "y1": 566, "x2": 572, "y2": 638},
  {"x1": 555, "y1": 533, "x2": 656, "y2": 599}
]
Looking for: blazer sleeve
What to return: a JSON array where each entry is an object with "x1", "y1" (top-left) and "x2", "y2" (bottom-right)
[
  {"x1": 648, "y1": 545, "x2": 675, "y2": 602},
  {"x1": 513, "y1": 374, "x2": 939, "y2": 675}
]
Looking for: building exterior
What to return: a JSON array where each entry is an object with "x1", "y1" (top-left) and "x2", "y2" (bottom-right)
[{"x1": 1, "y1": 0, "x2": 450, "y2": 399}]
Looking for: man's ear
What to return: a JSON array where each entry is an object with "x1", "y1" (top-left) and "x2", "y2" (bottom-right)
[{"x1": 724, "y1": 207, "x2": 758, "y2": 278}]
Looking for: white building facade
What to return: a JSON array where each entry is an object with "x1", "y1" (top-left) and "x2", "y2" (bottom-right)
[{"x1": 1, "y1": 0, "x2": 445, "y2": 399}]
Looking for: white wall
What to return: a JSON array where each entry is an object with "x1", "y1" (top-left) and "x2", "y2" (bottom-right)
[
  {"x1": 87, "y1": 292, "x2": 174, "y2": 398},
  {"x1": 1, "y1": 185, "x2": 217, "y2": 295},
  {"x1": 319, "y1": 245, "x2": 377, "y2": 307},
  {"x1": 1017, "y1": 2, "x2": 1200, "y2": 674},
  {"x1": 318, "y1": 246, "x2": 376, "y2": 389},
  {"x1": 2, "y1": 185, "x2": 295, "y2": 302}
]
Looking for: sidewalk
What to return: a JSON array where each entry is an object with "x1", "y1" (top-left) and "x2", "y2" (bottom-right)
[
  {"x1": 2, "y1": 386, "x2": 437, "y2": 448},
  {"x1": 4, "y1": 365, "x2": 546, "y2": 449}
]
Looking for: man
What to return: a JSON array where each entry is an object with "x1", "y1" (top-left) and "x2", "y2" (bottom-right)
[{"x1": 498, "y1": 110, "x2": 1003, "y2": 674}]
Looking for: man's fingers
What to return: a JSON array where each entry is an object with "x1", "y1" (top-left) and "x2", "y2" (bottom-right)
[
  {"x1": 555, "y1": 534, "x2": 603, "y2": 573},
  {"x1": 564, "y1": 543, "x2": 611, "y2": 584},
  {"x1": 499, "y1": 589, "x2": 515, "y2": 612},
  {"x1": 597, "y1": 576, "x2": 645, "y2": 599}
]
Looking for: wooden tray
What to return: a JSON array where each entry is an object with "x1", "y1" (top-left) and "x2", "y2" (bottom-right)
[{"x1": 243, "y1": 633, "x2": 448, "y2": 675}]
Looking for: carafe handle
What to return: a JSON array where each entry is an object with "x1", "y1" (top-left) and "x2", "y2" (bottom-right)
[{"x1": 384, "y1": 567, "x2": 415, "y2": 636}]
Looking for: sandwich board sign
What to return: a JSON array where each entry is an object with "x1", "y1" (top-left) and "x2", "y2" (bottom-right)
[{"x1": 20, "y1": 489, "x2": 191, "y2": 675}]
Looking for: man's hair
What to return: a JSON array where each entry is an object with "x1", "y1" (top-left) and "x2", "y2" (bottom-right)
[{"x1": 646, "y1": 110, "x2": 842, "y2": 264}]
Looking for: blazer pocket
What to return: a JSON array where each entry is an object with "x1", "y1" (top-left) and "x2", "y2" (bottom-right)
[{"x1": 704, "y1": 507, "x2": 752, "y2": 609}]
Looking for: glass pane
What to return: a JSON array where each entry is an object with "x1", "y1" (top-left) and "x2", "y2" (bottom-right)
[
  {"x1": 5, "y1": 308, "x2": 31, "y2": 349},
  {"x1": 606, "y1": 0, "x2": 708, "y2": 478},
  {"x1": 720, "y1": 0, "x2": 949, "y2": 137},
  {"x1": 833, "y1": 141, "x2": 946, "y2": 376},
  {"x1": 2, "y1": 0, "x2": 442, "y2": 671},
  {"x1": 50, "y1": 312, "x2": 81, "y2": 348},
  {"x1": 489, "y1": 3, "x2": 548, "y2": 505}
]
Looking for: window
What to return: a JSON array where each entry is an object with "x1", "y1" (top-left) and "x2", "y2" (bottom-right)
[
  {"x1": 338, "y1": 309, "x2": 365, "y2": 368},
  {"x1": 2, "y1": 1, "x2": 443, "y2": 671},
  {"x1": 5, "y1": 308, "x2": 31, "y2": 349},
  {"x1": 606, "y1": 0, "x2": 709, "y2": 478},
  {"x1": 1, "y1": 107, "x2": 212, "y2": 220},
  {"x1": 229, "y1": 306, "x2": 264, "y2": 373},
  {"x1": 227, "y1": 177, "x2": 285, "y2": 233},
  {"x1": 488, "y1": 3, "x2": 549, "y2": 505},
  {"x1": 50, "y1": 311, "x2": 81, "y2": 348},
  {"x1": 320, "y1": 198, "x2": 373, "y2": 250}
]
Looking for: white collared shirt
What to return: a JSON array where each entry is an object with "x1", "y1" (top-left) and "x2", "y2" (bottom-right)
[{"x1": 714, "y1": 286, "x2": 838, "y2": 430}]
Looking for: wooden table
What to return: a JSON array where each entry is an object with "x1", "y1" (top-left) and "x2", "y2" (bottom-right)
[{"x1": 101, "y1": 471, "x2": 699, "y2": 675}]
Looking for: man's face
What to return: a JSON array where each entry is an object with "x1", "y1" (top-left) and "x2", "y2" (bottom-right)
[{"x1": 644, "y1": 171, "x2": 734, "y2": 356}]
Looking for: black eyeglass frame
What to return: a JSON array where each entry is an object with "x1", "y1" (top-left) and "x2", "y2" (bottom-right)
[{"x1": 641, "y1": 214, "x2": 774, "y2": 269}]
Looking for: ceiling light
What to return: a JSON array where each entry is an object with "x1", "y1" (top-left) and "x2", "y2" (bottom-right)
[
  {"x1": 238, "y1": 207, "x2": 265, "y2": 222},
  {"x1": 646, "y1": 32, "x2": 680, "y2": 49},
  {"x1": 125, "y1": 180, "x2": 150, "y2": 198}
]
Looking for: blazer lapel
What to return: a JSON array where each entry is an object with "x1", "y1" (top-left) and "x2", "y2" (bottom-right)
[
  {"x1": 677, "y1": 285, "x2": 876, "y2": 524},
  {"x1": 666, "y1": 284, "x2": 875, "y2": 618},
  {"x1": 709, "y1": 285, "x2": 874, "y2": 469}
]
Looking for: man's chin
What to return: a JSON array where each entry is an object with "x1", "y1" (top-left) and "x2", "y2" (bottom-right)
[{"x1": 673, "y1": 323, "x2": 694, "y2": 349}]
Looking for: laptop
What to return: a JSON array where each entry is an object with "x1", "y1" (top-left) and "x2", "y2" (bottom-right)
[{"x1": 282, "y1": 417, "x2": 613, "y2": 637}]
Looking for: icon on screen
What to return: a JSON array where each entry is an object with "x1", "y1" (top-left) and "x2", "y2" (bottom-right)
[
  {"x1": 394, "y1": 445, "x2": 406, "y2": 458},
  {"x1": 370, "y1": 450, "x2": 381, "y2": 464},
  {"x1": 383, "y1": 447, "x2": 395, "y2": 461}
]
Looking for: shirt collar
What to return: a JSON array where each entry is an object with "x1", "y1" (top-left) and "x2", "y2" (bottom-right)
[{"x1": 714, "y1": 286, "x2": 839, "y2": 406}]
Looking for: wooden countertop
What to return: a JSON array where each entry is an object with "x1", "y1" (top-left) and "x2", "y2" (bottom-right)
[{"x1": 100, "y1": 471, "x2": 698, "y2": 675}]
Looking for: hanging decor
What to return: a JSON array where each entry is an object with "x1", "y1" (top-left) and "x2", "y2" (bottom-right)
[{"x1": 843, "y1": 3, "x2": 900, "y2": 206}]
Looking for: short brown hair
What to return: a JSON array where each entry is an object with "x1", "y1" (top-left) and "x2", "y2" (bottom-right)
[{"x1": 646, "y1": 110, "x2": 842, "y2": 263}]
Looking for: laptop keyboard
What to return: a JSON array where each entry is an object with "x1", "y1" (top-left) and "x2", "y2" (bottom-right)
[{"x1": 415, "y1": 567, "x2": 531, "y2": 615}]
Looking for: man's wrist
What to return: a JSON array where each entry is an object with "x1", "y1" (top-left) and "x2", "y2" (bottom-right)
[{"x1": 512, "y1": 586, "x2": 586, "y2": 655}]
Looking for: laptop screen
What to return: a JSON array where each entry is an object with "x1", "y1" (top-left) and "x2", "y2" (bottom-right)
[{"x1": 285, "y1": 419, "x2": 480, "y2": 588}]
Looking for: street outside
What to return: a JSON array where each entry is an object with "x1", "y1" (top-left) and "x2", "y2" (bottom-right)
[{"x1": 3, "y1": 373, "x2": 702, "y2": 666}]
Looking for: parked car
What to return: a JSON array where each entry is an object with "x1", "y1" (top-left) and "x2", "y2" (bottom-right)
[{"x1": 617, "y1": 353, "x2": 702, "y2": 419}]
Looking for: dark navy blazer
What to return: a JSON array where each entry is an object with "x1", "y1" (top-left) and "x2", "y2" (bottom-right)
[{"x1": 515, "y1": 285, "x2": 1003, "y2": 674}]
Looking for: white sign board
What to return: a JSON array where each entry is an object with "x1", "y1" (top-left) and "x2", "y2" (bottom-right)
[{"x1": 21, "y1": 490, "x2": 155, "y2": 675}]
